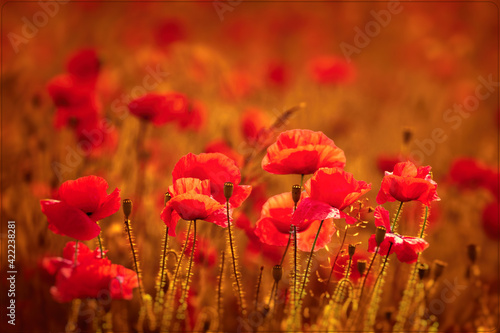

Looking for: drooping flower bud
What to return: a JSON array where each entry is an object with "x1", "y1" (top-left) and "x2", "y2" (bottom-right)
[
  {"x1": 224, "y1": 182, "x2": 234, "y2": 201},
  {"x1": 164, "y1": 192, "x2": 172, "y2": 206},
  {"x1": 375, "y1": 226, "x2": 387, "y2": 246},
  {"x1": 123, "y1": 199, "x2": 132, "y2": 219},
  {"x1": 357, "y1": 260, "x2": 367, "y2": 276},
  {"x1": 403, "y1": 128, "x2": 413, "y2": 145},
  {"x1": 292, "y1": 184, "x2": 301, "y2": 205},
  {"x1": 273, "y1": 264, "x2": 283, "y2": 283},
  {"x1": 467, "y1": 244, "x2": 478, "y2": 263}
]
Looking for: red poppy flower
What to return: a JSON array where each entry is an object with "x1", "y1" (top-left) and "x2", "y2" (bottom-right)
[
  {"x1": 482, "y1": 201, "x2": 499, "y2": 240},
  {"x1": 204, "y1": 139, "x2": 245, "y2": 167},
  {"x1": 40, "y1": 176, "x2": 121, "y2": 241},
  {"x1": 262, "y1": 129, "x2": 346, "y2": 175},
  {"x1": 160, "y1": 178, "x2": 227, "y2": 236},
  {"x1": 45, "y1": 242, "x2": 138, "y2": 302},
  {"x1": 305, "y1": 167, "x2": 371, "y2": 211},
  {"x1": 177, "y1": 99, "x2": 206, "y2": 132},
  {"x1": 449, "y1": 157, "x2": 498, "y2": 196},
  {"x1": 308, "y1": 55, "x2": 356, "y2": 85},
  {"x1": 255, "y1": 192, "x2": 336, "y2": 252},
  {"x1": 172, "y1": 152, "x2": 251, "y2": 207},
  {"x1": 155, "y1": 18, "x2": 187, "y2": 47},
  {"x1": 128, "y1": 92, "x2": 188, "y2": 126},
  {"x1": 266, "y1": 61, "x2": 290, "y2": 89},
  {"x1": 181, "y1": 233, "x2": 217, "y2": 267},
  {"x1": 47, "y1": 74, "x2": 96, "y2": 108},
  {"x1": 66, "y1": 49, "x2": 100, "y2": 84},
  {"x1": 241, "y1": 107, "x2": 269, "y2": 145},
  {"x1": 376, "y1": 161, "x2": 440, "y2": 207},
  {"x1": 367, "y1": 206, "x2": 429, "y2": 264}
]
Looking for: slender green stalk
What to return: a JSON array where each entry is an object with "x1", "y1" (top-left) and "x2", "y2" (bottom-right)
[
  {"x1": 358, "y1": 248, "x2": 379, "y2": 302},
  {"x1": 97, "y1": 234, "x2": 104, "y2": 258},
  {"x1": 420, "y1": 206, "x2": 429, "y2": 238},
  {"x1": 293, "y1": 225, "x2": 298, "y2": 308},
  {"x1": 298, "y1": 220, "x2": 324, "y2": 306},
  {"x1": 125, "y1": 219, "x2": 144, "y2": 301},
  {"x1": 217, "y1": 251, "x2": 225, "y2": 326},
  {"x1": 367, "y1": 242, "x2": 393, "y2": 301},
  {"x1": 177, "y1": 220, "x2": 197, "y2": 321},
  {"x1": 255, "y1": 267, "x2": 264, "y2": 310},
  {"x1": 391, "y1": 201, "x2": 404, "y2": 232}
]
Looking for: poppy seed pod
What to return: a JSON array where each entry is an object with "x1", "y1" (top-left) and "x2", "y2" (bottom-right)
[
  {"x1": 123, "y1": 199, "x2": 132, "y2": 219},
  {"x1": 467, "y1": 244, "x2": 478, "y2": 263},
  {"x1": 375, "y1": 226, "x2": 387, "y2": 246},
  {"x1": 357, "y1": 260, "x2": 367, "y2": 276},
  {"x1": 417, "y1": 263, "x2": 429, "y2": 280},
  {"x1": 348, "y1": 244, "x2": 356, "y2": 257},
  {"x1": 273, "y1": 265, "x2": 283, "y2": 283},
  {"x1": 432, "y1": 260, "x2": 447, "y2": 280},
  {"x1": 403, "y1": 128, "x2": 413, "y2": 145},
  {"x1": 224, "y1": 182, "x2": 234, "y2": 200},
  {"x1": 164, "y1": 192, "x2": 172, "y2": 206},
  {"x1": 292, "y1": 184, "x2": 301, "y2": 205}
]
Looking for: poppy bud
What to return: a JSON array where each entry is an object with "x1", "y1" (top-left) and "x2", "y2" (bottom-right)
[
  {"x1": 164, "y1": 192, "x2": 172, "y2": 206},
  {"x1": 417, "y1": 263, "x2": 429, "y2": 280},
  {"x1": 273, "y1": 265, "x2": 283, "y2": 283},
  {"x1": 403, "y1": 128, "x2": 413, "y2": 145},
  {"x1": 375, "y1": 226, "x2": 386, "y2": 246},
  {"x1": 432, "y1": 260, "x2": 447, "y2": 280},
  {"x1": 123, "y1": 199, "x2": 132, "y2": 219},
  {"x1": 467, "y1": 244, "x2": 478, "y2": 263},
  {"x1": 357, "y1": 260, "x2": 367, "y2": 276},
  {"x1": 224, "y1": 182, "x2": 234, "y2": 200},
  {"x1": 292, "y1": 184, "x2": 301, "y2": 205},
  {"x1": 348, "y1": 244, "x2": 356, "y2": 257}
]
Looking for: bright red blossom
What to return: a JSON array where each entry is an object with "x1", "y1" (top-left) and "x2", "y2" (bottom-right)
[
  {"x1": 43, "y1": 242, "x2": 138, "y2": 302},
  {"x1": 40, "y1": 176, "x2": 121, "y2": 241},
  {"x1": 376, "y1": 161, "x2": 439, "y2": 207},
  {"x1": 367, "y1": 206, "x2": 429, "y2": 264},
  {"x1": 255, "y1": 192, "x2": 336, "y2": 252},
  {"x1": 172, "y1": 152, "x2": 251, "y2": 207},
  {"x1": 262, "y1": 129, "x2": 346, "y2": 175},
  {"x1": 128, "y1": 92, "x2": 189, "y2": 126},
  {"x1": 160, "y1": 178, "x2": 227, "y2": 236}
]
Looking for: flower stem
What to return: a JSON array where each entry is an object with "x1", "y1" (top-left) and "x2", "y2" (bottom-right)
[
  {"x1": 391, "y1": 201, "x2": 404, "y2": 232},
  {"x1": 300, "y1": 174, "x2": 304, "y2": 188},
  {"x1": 226, "y1": 200, "x2": 246, "y2": 315},
  {"x1": 298, "y1": 220, "x2": 324, "y2": 306},
  {"x1": 125, "y1": 218, "x2": 144, "y2": 301},
  {"x1": 217, "y1": 251, "x2": 225, "y2": 328},
  {"x1": 358, "y1": 247, "x2": 379, "y2": 302},
  {"x1": 367, "y1": 242, "x2": 393, "y2": 301},
  {"x1": 419, "y1": 206, "x2": 429, "y2": 238},
  {"x1": 267, "y1": 231, "x2": 291, "y2": 308},
  {"x1": 177, "y1": 220, "x2": 197, "y2": 321},
  {"x1": 293, "y1": 225, "x2": 298, "y2": 308},
  {"x1": 255, "y1": 266, "x2": 264, "y2": 311}
]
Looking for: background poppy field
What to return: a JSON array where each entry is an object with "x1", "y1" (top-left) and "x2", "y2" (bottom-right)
[{"x1": 1, "y1": 1, "x2": 499, "y2": 332}]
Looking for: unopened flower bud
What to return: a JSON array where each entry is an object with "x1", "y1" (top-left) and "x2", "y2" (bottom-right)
[
  {"x1": 417, "y1": 263, "x2": 429, "y2": 280},
  {"x1": 432, "y1": 260, "x2": 447, "y2": 280},
  {"x1": 123, "y1": 199, "x2": 132, "y2": 219},
  {"x1": 273, "y1": 265, "x2": 283, "y2": 283},
  {"x1": 292, "y1": 184, "x2": 301, "y2": 205},
  {"x1": 348, "y1": 244, "x2": 356, "y2": 257},
  {"x1": 164, "y1": 192, "x2": 172, "y2": 206},
  {"x1": 375, "y1": 226, "x2": 387, "y2": 246},
  {"x1": 224, "y1": 182, "x2": 234, "y2": 200},
  {"x1": 467, "y1": 244, "x2": 478, "y2": 263},
  {"x1": 357, "y1": 260, "x2": 367, "y2": 276},
  {"x1": 403, "y1": 128, "x2": 413, "y2": 145}
]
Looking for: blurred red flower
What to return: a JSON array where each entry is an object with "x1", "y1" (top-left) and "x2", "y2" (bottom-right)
[
  {"x1": 262, "y1": 129, "x2": 346, "y2": 175},
  {"x1": 66, "y1": 48, "x2": 101, "y2": 85},
  {"x1": 40, "y1": 176, "x2": 121, "y2": 240},
  {"x1": 155, "y1": 18, "x2": 187, "y2": 48},
  {"x1": 43, "y1": 242, "x2": 138, "y2": 302},
  {"x1": 376, "y1": 161, "x2": 440, "y2": 207},
  {"x1": 449, "y1": 157, "x2": 498, "y2": 196},
  {"x1": 160, "y1": 178, "x2": 227, "y2": 236},
  {"x1": 177, "y1": 99, "x2": 207, "y2": 132},
  {"x1": 255, "y1": 192, "x2": 336, "y2": 252},
  {"x1": 367, "y1": 206, "x2": 429, "y2": 264},
  {"x1": 128, "y1": 92, "x2": 188, "y2": 126},
  {"x1": 172, "y1": 152, "x2": 252, "y2": 207},
  {"x1": 182, "y1": 233, "x2": 217, "y2": 267},
  {"x1": 331, "y1": 250, "x2": 372, "y2": 284},
  {"x1": 481, "y1": 201, "x2": 499, "y2": 240},
  {"x1": 241, "y1": 107, "x2": 270, "y2": 145},
  {"x1": 308, "y1": 55, "x2": 356, "y2": 85}
]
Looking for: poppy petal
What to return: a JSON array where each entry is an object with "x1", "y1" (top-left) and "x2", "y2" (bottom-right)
[{"x1": 90, "y1": 187, "x2": 121, "y2": 221}]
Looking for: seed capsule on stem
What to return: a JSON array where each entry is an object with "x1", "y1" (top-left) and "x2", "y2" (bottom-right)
[
  {"x1": 348, "y1": 244, "x2": 356, "y2": 257},
  {"x1": 164, "y1": 192, "x2": 172, "y2": 205},
  {"x1": 224, "y1": 182, "x2": 234, "y2": 200},
  {"x1": 375, "y1": 226, "x2": 386, "y2": 247},
  {"x1": 432, "y1": 260, "x2": 447, "y2": 281},
  {"x1": 292, "y1": 184, "x2": 301, "y2": 205},
  {"x1": 467, "y1": 244, "x2": 478, "y2": 263},
  {"x1": 123, "y1": 199, "x2": 132, "y2": 219},
  {"x1": 357, "y1": 260, "x2": 367, "y2": 276},
  {"x1": 273, "y1": 265, "x2": 283, "y2": 283},
  {"x1": 417, "y1": 263, "x2": 429, "y2": 281}
]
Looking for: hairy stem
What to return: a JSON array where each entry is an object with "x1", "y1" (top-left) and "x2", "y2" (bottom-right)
[
  {"x1": 226, "y1": 200, "x2": 246, "y2": 315},
  {"x1": 327, "y1": 226, "x2": 349, "y2": 285},
  {"x1": 125, "y1": 219, "x2": 144, "y2": 301},
  {"x1": 391, "y1": 201, "x2": 404, "y2": 232},
  {"x1": 298, "y1": 220, "x2": 324, "y2": 306}
]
